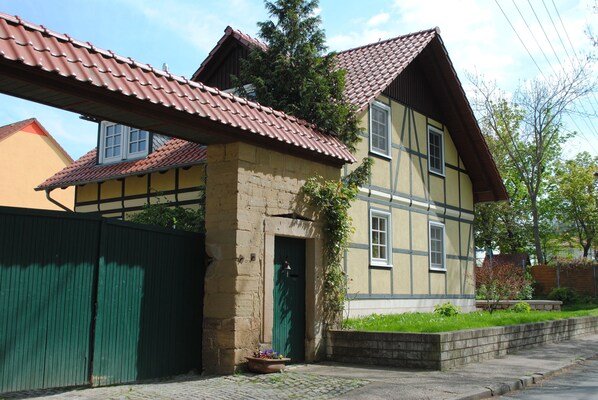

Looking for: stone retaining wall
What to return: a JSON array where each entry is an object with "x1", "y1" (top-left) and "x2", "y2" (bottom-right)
[
  {"x1": 327, "y1": 316, "x2": 598, "y2": 370},
  {"x1": 475, "y1": 300, "x2": 562, "y2": 311}
]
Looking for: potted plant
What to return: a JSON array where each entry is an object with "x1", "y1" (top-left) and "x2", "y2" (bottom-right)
[{"x1": 246, "y1": 349, "x2": 290, "y2": 373}]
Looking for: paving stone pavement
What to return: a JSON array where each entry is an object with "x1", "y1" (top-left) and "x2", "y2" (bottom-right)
[{"x1": 0, "y1": 369, "x2": 369, "y2": 400}]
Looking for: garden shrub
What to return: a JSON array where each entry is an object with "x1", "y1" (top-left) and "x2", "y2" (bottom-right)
[
  {"x1": 476, "y1": 261, "x2": 534, "y2": 313},
  {"x1": 548, "y1": 287, "x2": 578, "y2": 305},
  {"x1": 434, "y1": 302, "x2": 461, "y2": 317},
  {"x1": 511, "y1": 301, "x2": 531, "y2": 313}
]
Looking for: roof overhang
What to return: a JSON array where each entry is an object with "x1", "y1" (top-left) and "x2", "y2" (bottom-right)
[{"x1": 0, "y1": 13, "x2": 354, "y2": 167}]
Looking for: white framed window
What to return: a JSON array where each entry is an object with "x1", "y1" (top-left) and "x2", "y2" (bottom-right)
[
  {"x1": 369, "y1": 101, "x2": 391, "y2": 157},
  {"x1": 428, "y1": 125, "x2": 445, "y2": 176},
  {"x1": 429, "y1": 221, "x2": 446, "y2": 271},
  {"x1": 370, "y1": 209, "x2": 392, "y2": 267},
  {"x1": 99, "y1": 121, "x2": 149, "y2": 164}
]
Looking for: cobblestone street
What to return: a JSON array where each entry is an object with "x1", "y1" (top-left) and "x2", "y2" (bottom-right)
[{"x1": 1, "y1": 369, "x2": 369, "y2": 400}]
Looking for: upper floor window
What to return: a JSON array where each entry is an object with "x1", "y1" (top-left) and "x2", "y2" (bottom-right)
[
  {"x1": 369, "y1": 101, "x2": 391, "y2": 157},
  {"x1": 428, "y1": 125, "x2": 444, "y2": 175},
  {"x1": 99, "y1": 122, "x2": 149, "y2": 164},
  {"x1": 370, "y1": 209, "x2": 392, "y2": 267},
  {"x1": 429, "y1": 221, "x2": 446, "y2": 271}
]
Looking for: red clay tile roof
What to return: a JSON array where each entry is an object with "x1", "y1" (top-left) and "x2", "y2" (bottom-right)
[
  {"x1": 0, "y1": 117, "x2": 73, "y2": 162},
  {"x1": 0, "y1": 13, "x2": 354, "y2": 165},
  {"x1": 192, "y1": 26, "x2": 267, "y2": 81},
  {"x1": 0, "y1": 118, "x2": 35, "y2": 141},
  {"x1": 38, "y1": 138, "x2": 206, "y2": 190},
  {"x1": 335, "y1": 28, "x2": 438, "y2": 111}
]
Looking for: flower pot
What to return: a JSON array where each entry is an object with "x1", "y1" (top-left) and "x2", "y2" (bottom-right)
[{"x1": 246, "y1": 356, "x2": 291, "y2": 373}]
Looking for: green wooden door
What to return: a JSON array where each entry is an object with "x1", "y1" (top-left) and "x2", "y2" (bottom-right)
[{"x1": 273, "y1": 236, "x2": 305, "y2": 362}]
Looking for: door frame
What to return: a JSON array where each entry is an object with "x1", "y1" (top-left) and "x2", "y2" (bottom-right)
[{"x1": 263, "y1": 216, "x2": 324, "y2": 362}]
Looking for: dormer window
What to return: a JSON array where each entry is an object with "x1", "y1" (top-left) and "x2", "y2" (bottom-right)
[{"x1": 99, "y1": 122, "x2": 149, "y2": 164}]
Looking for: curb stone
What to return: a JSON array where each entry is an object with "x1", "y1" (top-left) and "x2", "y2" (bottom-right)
[{"x1": 457, "y1": 356, "x2": 590, "y2": 400}]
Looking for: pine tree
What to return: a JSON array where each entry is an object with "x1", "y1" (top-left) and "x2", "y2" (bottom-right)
[{"x1": 235, "y1": 0, "x2": 360, "y2": 151}]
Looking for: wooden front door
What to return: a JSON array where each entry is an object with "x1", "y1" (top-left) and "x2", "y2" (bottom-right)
[{"x1": 273, "y1": 236, "x2": 306, "y2": 362}]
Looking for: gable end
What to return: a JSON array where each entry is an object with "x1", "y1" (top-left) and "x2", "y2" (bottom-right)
[{"x1": 382, "y1": 58, "x2": 444, "y2": 122}]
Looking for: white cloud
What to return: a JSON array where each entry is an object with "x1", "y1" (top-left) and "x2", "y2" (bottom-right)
[{"x1": 367, "y1": 12, "x2": 390, "y2": 27}]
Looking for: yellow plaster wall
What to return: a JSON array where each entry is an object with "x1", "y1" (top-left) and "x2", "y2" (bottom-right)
[
  {"x1": 430, "y1": 272, "x2": 445, "y2": 295},
  {"x1": 74, "y1": 164, "x2": 205, "y2": 218},
  {"x1": 444, "y1": 129, "x2": 459, "y2": 166},
  {"x1": 411, "y1": 255, "x2": 429, "y2": 294},
  {"x1": 447, "y1": 259, "x2": 462, "y2": 294},
  {"x1": 392, "y1": 253, "x2": 411, "y2": 294},
  {"x1": 347, "y1": 95, "x2": 479, "y2": 302},
  {"x1": 150, "y1": 169, "x2": 175, "y2": 192},
  {"x1": 179, "y1": 165, "x2": 205, "y2": 188},
  {"x1": 0, "y1": 131, "x2": 73, "y2": 210},
  {"x1": 76, "y1": 183, "x2": 98, "y2": 203},
  {"x1": 100, "y1": 180, "x2": 121, "y2": 200},
  {"x1": 346, "y1": 249, "x2": 369, "y2": 294},
  {"x1": 460, "y1": 171, "x2": 474, "y2": 212},
  {"x1": 429, "y1": 175, "x2": 444, "y2": 204},
  {"x1": 446, "y1": 168, "x2": 460, "y2": 207},
  {"x1": 124, "y1": 175, "x2": 147, "y2": 196},
  {"x1": 371, "y1": 269, "x2": 391, "y2": 293}
]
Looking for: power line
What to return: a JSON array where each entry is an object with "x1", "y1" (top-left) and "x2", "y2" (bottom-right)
[
  {"x1": 512, "y1": 0, "x2": 558, "y2": 76},
  {"x1": 495, "y1": 0, "x2": 546, "y2": 79}
]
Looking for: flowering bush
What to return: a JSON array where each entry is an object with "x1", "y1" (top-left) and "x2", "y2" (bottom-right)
[
  {"x1": 476, "y1": 261, "x2": 534, "y2": 314},
  {"x1": 253, "y1": 349, "x2": 285, "y2": 359}
]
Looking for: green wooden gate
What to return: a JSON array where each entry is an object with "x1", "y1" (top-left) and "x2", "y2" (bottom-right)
[
  {"x1": 273, "y1": 236, "x2": 305, "y2": 362},
  {"x1": 0, "y1": 207, "x2": 205, "y2": 394}
]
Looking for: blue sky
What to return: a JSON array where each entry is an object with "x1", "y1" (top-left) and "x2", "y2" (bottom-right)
[{"x1": 0, "y1": 0, "x2": 595, "y2": 160}]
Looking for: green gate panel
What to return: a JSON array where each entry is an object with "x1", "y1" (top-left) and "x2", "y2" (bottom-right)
[
  {"x1": 273, "y1": 236, "x2": 306, "y2": 362},
  {"x1": 0, "y1": 207, "x2": 99, "y2": 393},
  {"x1": 92, "y1": 220, "x2": 204, "y2": 386}
]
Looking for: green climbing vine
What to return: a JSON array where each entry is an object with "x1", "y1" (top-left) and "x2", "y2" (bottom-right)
[{"x1": 303, "y1": 157, "x2": 373, "y2": 327}]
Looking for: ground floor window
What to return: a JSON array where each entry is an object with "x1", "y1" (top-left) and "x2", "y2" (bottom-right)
[
  {"x1": 370, "y1": 209, "x2": 392, "y2": 267},
  {"x1": 429, "y1": 221, "x2": 445, "y2": 271}
]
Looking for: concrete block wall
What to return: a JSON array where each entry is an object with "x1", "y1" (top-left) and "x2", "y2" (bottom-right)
[{"x1": 328, "y1": 316, "x2": 598, "y2": 370}]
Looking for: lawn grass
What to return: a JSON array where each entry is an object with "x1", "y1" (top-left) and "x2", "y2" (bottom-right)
[{"x1": 343, "y1": 306, "x2": 598, "y2": 333}]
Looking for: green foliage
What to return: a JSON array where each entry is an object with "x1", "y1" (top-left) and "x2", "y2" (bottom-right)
[
  {"x1": 127, "y1": 196, "x2": 204, "y2": 233},
  {"x1": 551, "y1": 152, "x2": 598, "y2": 258},
  {"x1": 234, "y1": 0, "x2": 361, "y2": 151},
  {"x1": 472, "y1": 68, "x2": 593, "y2": 264},
  {"x1": 343, "y1": 307, "x2": 598, "y2": 333},
  {"x1": 303, "y1": 158, "x2": 373, "y2": 327},
  {"x1": 433, "y1": 302, "x2": 461, "y2": 317},
  {"x1": 511, "y1": 302, "x2": 531, "y2": 313},
  {"x1": 548, "y1": 287, "x2": 579, "y2": 305}
]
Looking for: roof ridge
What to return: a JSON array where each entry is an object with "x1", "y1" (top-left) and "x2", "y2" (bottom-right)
[
  {"x1": 225, "y1": 25, "x2": 268, "y2": 50},
  {"x1": 0, "y1": 12, "x2": 345, "y2": 151},
  {"x1": 337, "y1": 27, "x2": 439, "y2": 55}
]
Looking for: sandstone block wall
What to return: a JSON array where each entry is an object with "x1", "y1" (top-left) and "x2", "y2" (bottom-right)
[{"x1": 203, "y1": 142, "x2": 339, "y2": 374}]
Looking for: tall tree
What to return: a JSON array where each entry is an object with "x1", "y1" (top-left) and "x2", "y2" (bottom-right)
[
  {"x1": 234, "y1": 0, "x2": 360, "y2": 151},
  {"x1": 552, "y1": 152, "x2": 598, "y2": 258},
  {"x1": 472, "y1": 67, "x2": 593, "y2": 264},
  {"x1": 474, "y1": 133, "x2": 531, "y2": 255}
]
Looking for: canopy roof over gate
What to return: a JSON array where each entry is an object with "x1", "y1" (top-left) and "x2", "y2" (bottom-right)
[{"x1": 0, "y1": 13, "x2": 354, "y2": 166}]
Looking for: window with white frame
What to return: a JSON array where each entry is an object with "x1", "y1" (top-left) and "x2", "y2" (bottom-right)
[
  {"x1": 370, "y1": 209, "x2": 392, "y2": 267},
  {"x1": 428, "y1": 125, "x2": 444, "y2": 175},
  {"x1": 429, "y1": 221, "x2": 445, "y2": 271},
  {"x1": 99, "y1": 122, "x2": 149, "y2": 164},
  {"x1": 369, "y1": 101, "x2": 391, "y2": 157}
]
